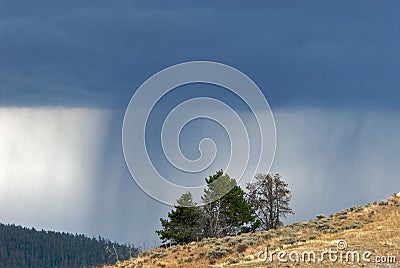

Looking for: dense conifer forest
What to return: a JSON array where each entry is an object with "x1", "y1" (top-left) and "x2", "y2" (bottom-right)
[{"x1": 0, "y1": 223, "x2": 137, "y2": 268}]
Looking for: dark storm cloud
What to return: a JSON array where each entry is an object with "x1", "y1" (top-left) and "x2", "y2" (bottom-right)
[{"x1": 0, "y1": 0, "x2": 399, "y2": 109}]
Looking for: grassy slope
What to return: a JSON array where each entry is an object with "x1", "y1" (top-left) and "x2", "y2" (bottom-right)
[{"x1": 105, "y1": 193, "x2": 400, "y2": 268}]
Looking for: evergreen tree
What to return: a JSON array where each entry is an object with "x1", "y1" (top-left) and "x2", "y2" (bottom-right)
[
  {"x1": 202, "y1": 170, "x2": 259, "y2": 237},
  {"x1": 156, "y1": 192, "x2": 202, "y2": 244},
  {"x1": 220, "y1": 184, "x2": 261, "y2": 234}
]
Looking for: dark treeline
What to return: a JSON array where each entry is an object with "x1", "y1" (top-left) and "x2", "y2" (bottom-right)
[{"x1": 0, "y1": 223, "x2": 137, "y2": 268}]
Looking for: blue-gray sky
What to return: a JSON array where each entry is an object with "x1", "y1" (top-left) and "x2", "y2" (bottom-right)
[
  {"x1": 1, "y1": 1, "x2": 399, "y2": 109},
  {"x1": 0, "y1": 1, "x2": 399, "y2": 245}
]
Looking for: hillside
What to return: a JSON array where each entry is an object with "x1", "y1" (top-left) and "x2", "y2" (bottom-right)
[
  {"x1": 105, "y1": 193, "x2": 400, "y2": 268},
  {"x1": 0, "y1": 224, "x2": 137, "y2": 268}
]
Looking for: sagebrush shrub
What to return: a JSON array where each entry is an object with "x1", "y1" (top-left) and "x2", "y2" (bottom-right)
[{"x1": 237, "y1": 243, "x2": 248, "y2": 253}]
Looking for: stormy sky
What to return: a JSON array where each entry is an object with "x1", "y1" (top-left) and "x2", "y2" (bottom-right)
[{"x1": 0, "y1": 1, "x2": 399, "y2": 245}]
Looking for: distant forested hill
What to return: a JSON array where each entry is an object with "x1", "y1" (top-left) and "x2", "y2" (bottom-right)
[{"x1": 0, "y1": 223, "x2": 137, "y2": 268}]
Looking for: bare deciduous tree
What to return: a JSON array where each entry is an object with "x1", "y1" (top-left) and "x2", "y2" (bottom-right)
[{"x1": 246, "y1": 173, "x2": 294, "y2": 230}]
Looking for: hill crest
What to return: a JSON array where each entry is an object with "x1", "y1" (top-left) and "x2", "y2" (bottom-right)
[{"x1": 106, "y1": 193, "x2": 400, "y2": 267}]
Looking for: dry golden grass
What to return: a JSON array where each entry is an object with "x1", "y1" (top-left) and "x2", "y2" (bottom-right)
[{"x1": 104, "y1": 193, "x2": 400, "y2": 268}]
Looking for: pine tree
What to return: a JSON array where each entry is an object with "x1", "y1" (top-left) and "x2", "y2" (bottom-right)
[
  {"x1": 201, "y1": 170, "x2": 259, "y2": 237},
  {"x1": 156, "y1": 192, "x2": 202, "y2": 244},
  {"x1": 220, "y1": 184, "x2": 261, "y2": 235}
]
